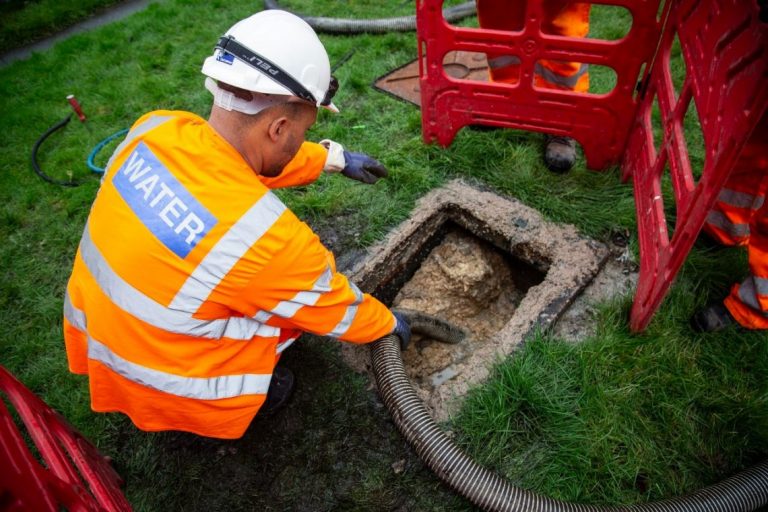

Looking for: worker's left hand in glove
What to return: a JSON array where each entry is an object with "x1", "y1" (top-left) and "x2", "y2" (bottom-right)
[
  {"x1": 321, "y1": 139, "x2": 388, "y2": 184},
  {"x1": 391, "y1": 311, "x2": 412, "y2": 351}
]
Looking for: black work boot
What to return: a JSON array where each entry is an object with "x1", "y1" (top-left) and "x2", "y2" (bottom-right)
[
  {"x1": 260, "y1": 366, "x2": 295, "y2": 416},
  {"x1": 690, "y1": 302, "x2": 736, "y2": 332},
  {"x1": 543, "y1": 135, "x2": 577, "y2": 173}
]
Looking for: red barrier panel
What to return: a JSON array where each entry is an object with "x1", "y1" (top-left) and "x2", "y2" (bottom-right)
[
  {"x1": 623, "y1": 0, "x2": 768, "y2": 331},
  {"x1": 0, "y1": 365, "x2": 131, "y2": 511},
  {"x1": 416, "y1": 0, "x2": 664, "y2": 170},
  {"x1": 417, "y1": 0, "x2": 767, "y2": 331}
]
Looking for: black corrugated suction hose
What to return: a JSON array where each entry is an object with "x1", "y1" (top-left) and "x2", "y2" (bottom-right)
[
  {"x1": 370, "y1": 324, "x2": 768, "y2": 512},
  {"x1": 266, "y1": 0, "x2": 768, "y2": 505},
  {"x1": 263, "y1": 0, "x2": 476, "y2": 33}
]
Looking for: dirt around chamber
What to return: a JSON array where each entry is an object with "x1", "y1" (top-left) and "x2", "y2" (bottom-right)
[{"x1": 344, "y1": 180, "x2": 609, "y2": 422}]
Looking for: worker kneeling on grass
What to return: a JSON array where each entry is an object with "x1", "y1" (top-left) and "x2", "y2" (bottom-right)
[{"x1": 62, "y1": 10, "x2": 411, "y2": 439}]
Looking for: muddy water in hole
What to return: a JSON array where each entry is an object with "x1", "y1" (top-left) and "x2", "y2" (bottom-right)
[{"x1": 393, "y1": 230, "x2": 523, "y2": 388}]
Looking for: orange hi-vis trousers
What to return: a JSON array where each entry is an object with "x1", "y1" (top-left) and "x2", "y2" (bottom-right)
[
  {"x1": 476, "y1": 0, "x2": 591, "y2": 92},
  {"x1": 703, "y1": 114, "x2": 768, "y2": 329}
]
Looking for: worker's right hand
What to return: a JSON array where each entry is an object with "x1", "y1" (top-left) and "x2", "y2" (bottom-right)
[
  {"x1": 319, "y1": 139, "x2": 388, "y2": 184},
  {"x1": 341, "y1": 151, "x2": 388, "y2": 184},
  {"x1": 392, "y1": 311, "x2": 412, "y2": 351}
]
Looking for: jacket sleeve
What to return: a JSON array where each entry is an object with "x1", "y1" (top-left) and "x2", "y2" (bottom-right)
[
  {"x1": 232, "y1": 210, "x2": 396, "y2": 344},
  {"x1": 258, "y1": 141, "x2": 328, "y2": 189}
]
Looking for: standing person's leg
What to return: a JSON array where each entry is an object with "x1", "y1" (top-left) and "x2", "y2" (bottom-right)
[
  {"x1": 724, "y1": 173, "x2": 768, "y2": 329},
  {"x1": 693, "y1": 114, "x2": 768, "y2": 331},
  {"x1": 538, "y1": 1, "x2": 591, "y2": 173},
  {"x1": 702, "y1": 117, "x2": 768, "y2": 247},
  {"x1": 476, "y1": 1, "x2": 590, "y2": 173},
  {"x1": 537, "y1": 2, "x2": 591, "y2": 93},
  {"x1": 476, "y1": 0, "x2": 526, "y2": 84}
]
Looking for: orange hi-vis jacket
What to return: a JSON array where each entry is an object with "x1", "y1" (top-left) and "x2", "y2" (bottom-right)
[
  {"x1": 477, "y1": 0, "x2": 591, "y2": 92},
  {"x1": 63, "y1": 110, "x2": 396, "y2": 439}
]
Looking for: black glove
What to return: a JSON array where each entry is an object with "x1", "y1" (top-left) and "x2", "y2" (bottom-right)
[
  {"x1": 341, "y1": 150, "x2": 388, "y2": 184},
  {"x1": 392, "y1": 311, "x2": 412, "y2": 351}
]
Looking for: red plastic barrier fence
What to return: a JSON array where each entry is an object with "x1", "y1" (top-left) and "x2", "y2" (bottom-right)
[
  {"x1": 417, "y1": 0, "x2": 768, "y2": 331},
  {"x1": 0, "y1": 365, "x2": 131, "y2": 511},
  {"x1": 416, "y1": 0, "x2": 665, "y2": 170},
  {"x1": 623, "y1": 0, "x2": 768, "y2": 331}
]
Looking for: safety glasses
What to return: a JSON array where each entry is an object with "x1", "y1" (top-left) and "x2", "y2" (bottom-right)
[{"x1": 216, "y1": 36, "x2": 338, "y2": 108}]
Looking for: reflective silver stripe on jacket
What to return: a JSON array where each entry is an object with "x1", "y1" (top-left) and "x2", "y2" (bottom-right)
[
  {"x1": 757, "y1": 276, "x2": 768, "y2": 297},
  {"x1": 738, "y1": 276, "x2": 768, "y2": 316},
  {"x1": 487, "y1": 55, "x2": 521, "y2": 69},
  {"x1": 706, "y1": 210, "x2": 751, "y2": 238},
  {"x1": 79, "y1": 224, "x2": 279, "y2": 340},
  {"x1": 534, "y1": 62, "x2": 589, "y2": 88},
  {"x1": 255, "y1": 266, "x2": 334, "y2": 324},
  {"x1": 63, "y1": 292, "x2": 86, "y2": 331},
  {"x1": 276, "y1": 336, "x2": 298, "y2": 354},
  {"x1": 87, "y1": 337, "x2": 272, "y2": 399},
  {"x1": 102, "y1": 115, "x2": 174, "y2": 182},
  {"x1": 170, "y1": 191, "x2": 287, "y2": 312},
  {"x1": 325, "y1": 282, "x2": 364, "y2": 338},
  {"x1": 717, "y1": 188, "x2": 765, "y2": 210}
]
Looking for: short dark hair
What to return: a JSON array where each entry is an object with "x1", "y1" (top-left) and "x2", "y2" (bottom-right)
[{"x1": 275, "y1": 101, "x2": 312, "y2": 118}]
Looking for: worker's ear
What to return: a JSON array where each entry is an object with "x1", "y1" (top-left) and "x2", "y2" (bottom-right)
[{"x1": 267, "y1": 116, "x2": 290, "y2": 143}]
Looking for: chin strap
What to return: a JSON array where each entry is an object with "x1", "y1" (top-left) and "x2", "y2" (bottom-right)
[{"x1": 205, "y1": 77, "x2": 289, "y2": 115}]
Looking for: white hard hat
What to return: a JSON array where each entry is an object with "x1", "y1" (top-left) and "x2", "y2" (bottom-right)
[{"x1": 202, "y1": 10, "x2": 338, "y2": 113}]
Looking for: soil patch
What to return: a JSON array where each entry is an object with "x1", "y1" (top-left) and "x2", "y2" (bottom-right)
[{"x1": 394, "y1": 230, "x2": 534, "y2": 390}]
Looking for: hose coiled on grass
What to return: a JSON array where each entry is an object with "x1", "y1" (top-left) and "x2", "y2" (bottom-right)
[
  {"x1": 263, "y1": 0, "x2": 476, "y2": 33},
  {"x1": 30, "y1": 115, "x2": 81, "y2": 187},
  {"x1": 370, "y1": 323, "x2": 768, "y2": 511}
]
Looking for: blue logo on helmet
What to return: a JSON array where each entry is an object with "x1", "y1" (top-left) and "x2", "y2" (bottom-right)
[{"x1": 216, "y1": 51, "x2": 235, "y2": 65}]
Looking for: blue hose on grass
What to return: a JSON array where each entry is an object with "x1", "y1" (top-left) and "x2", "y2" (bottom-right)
[{"x1": 87, "y1": 128, "x2": 128, "y2": 174}]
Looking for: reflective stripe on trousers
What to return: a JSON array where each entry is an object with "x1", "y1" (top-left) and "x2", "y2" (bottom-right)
[
  {"x1": 535, "y1": 61, "x2": 589, "y2": 89},
  {"x1": 705, "y1": 187, "x2": 766, "y2": 242},
  {"x1": 706, "y1": 209, "x2": 751, "y2": 240},
  {"x1": 485, "y1": 55, "x2": 589, "y2": 89},
  {"x1": 737, "y1": 276, "x2": 768, "y2": 316},
  {"x1": 718, "y1": 188, "x2": 765, "y2": 210}
]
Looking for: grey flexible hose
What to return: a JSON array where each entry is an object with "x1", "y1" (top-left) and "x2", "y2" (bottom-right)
[
  {"x1": 370, "y1": 330, "x2": 768, "y2": 512},
  {"x1": 263, "y1": 1, "x2": 476, "y2": 33}
]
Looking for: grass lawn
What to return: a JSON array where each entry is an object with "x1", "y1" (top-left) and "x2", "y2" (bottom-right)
[
  {"x1": 0, "y1": 0, "x2": 128, "y2": 54},
  {"x1": 1, "y1": 1, "x2": 766, "y2": 510}
]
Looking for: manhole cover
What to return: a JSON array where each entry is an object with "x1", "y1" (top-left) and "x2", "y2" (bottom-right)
[{"x1": 373, "y1": 51, "x2": 490, "y2": 106}]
